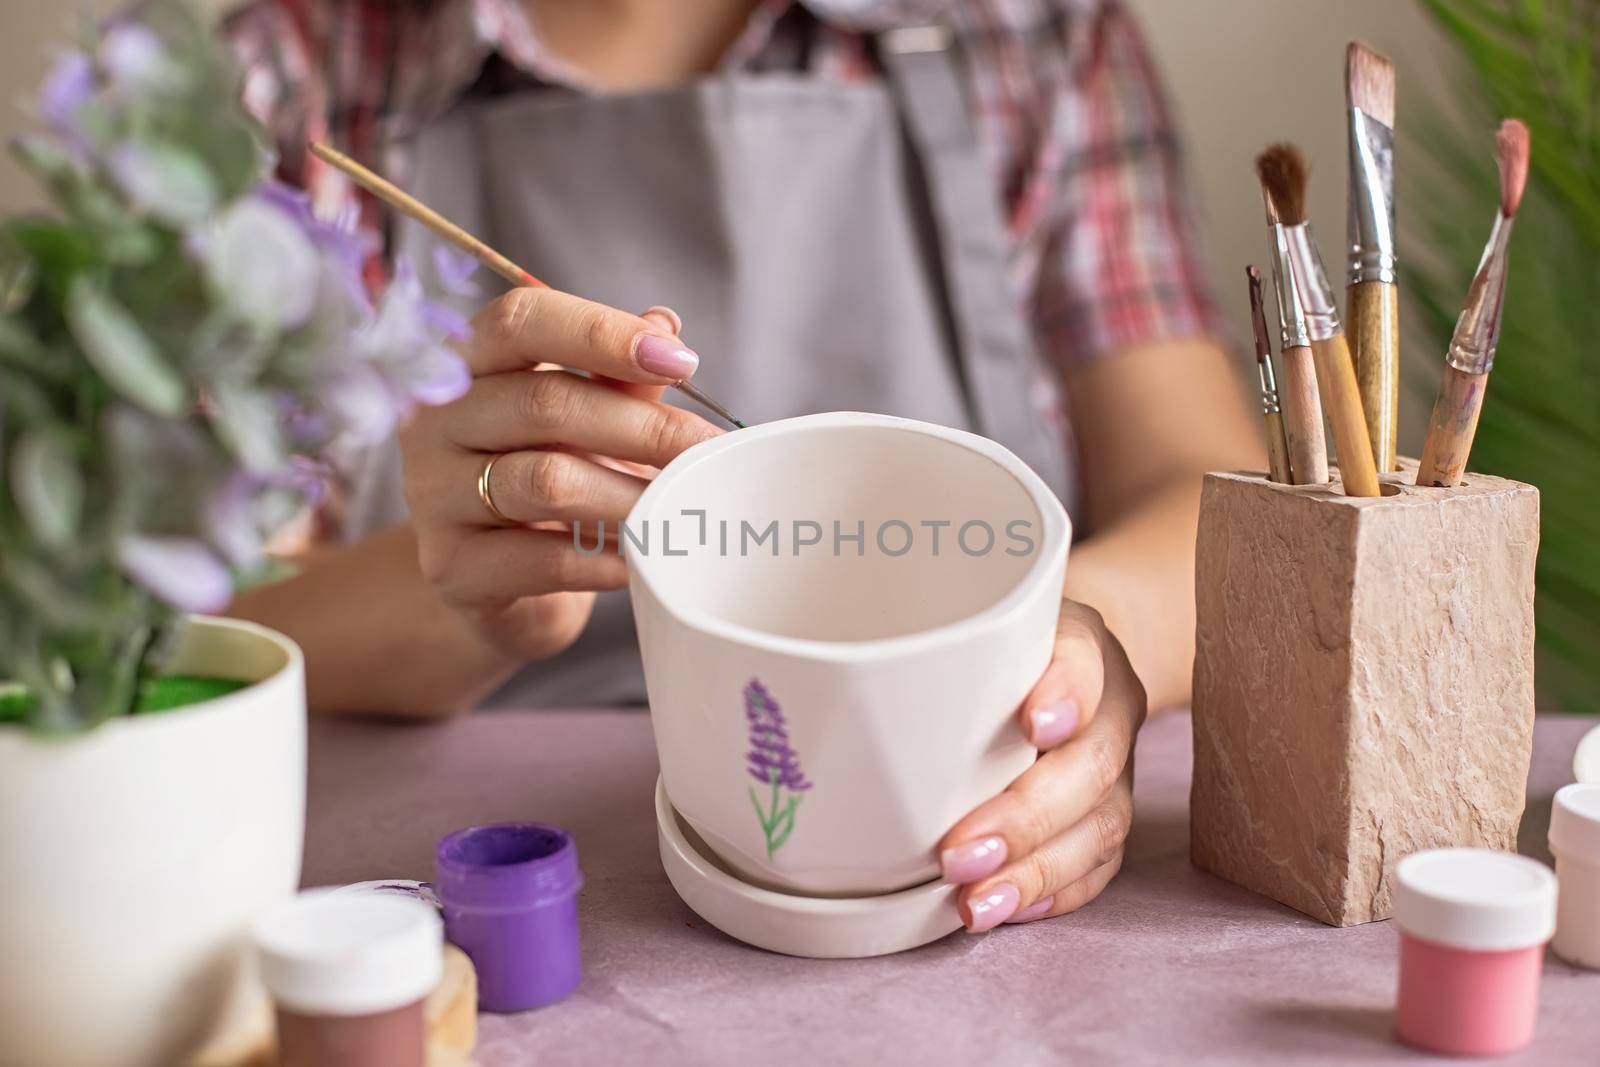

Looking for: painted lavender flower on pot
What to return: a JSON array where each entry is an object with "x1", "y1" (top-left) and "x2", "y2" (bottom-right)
[{"x1": 744, "y1": 679, "x2": 812, "y2": 857}]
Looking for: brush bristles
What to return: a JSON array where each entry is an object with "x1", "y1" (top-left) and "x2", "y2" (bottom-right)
[
  {"x1": 1496, "y1": 118, "x2": 1530, "y2": 218},
  {"x1": 1346, "y1": 42, "x2": 1395, "y2": 127},
  {"x1": 1258, "y1": 182, "x2": 1280, "y2": 226},
  {"x1": 1256, "y1": 144, "x2": 1309, "y2": 227}
]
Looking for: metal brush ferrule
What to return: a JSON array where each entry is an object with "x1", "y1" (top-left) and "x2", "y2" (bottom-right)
[
  {"x1": 1265, "y1": 223, "x2": 1311, "y2": 350},
  {"x1": 1282, "y1": 223, "x2": 1342, "y2": 341},
  {"x1": 1446, "y1": 212, "x2": 1515, "y2": 375},
  {"x1": 1257, "y1": 356, "x2": 1282, "y2": 415},
  {"x1": 1347, "y1": 107, "x2": 1397, "y2": 285}
]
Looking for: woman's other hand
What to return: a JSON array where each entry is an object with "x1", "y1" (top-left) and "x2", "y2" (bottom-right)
[
  {"x1": 400, "y1": 289, "x2": 723, "y2": 661},
  {"x1": 937, "y1": 600, "x2": 1147, "y2": 930}
]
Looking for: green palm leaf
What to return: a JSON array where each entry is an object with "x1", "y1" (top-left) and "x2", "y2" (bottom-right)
[{"x1": 1411, "y1": 0, "x2": 1600, "y2": 710}]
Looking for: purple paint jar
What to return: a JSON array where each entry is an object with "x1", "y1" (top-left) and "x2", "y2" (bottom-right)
[{"x1": 435, "y1": 822, "x2": 583, "y2": 1012}]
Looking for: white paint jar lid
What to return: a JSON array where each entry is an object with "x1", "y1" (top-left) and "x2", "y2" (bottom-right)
[
  {"x1": 1394, "y1": 849, "x2": 1556, "y2": 951},
  {"x1": 1574, "y1": 724, "x2": 1600, "y2": 784},
  {"x1": 254, "y1": 888, "x2": 443, "y2": 1016},
  {"x1": 1550, "y1": 783, "x2": 1600, "y2": 863}
]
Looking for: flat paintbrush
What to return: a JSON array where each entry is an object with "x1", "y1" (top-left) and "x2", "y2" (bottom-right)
[
  {"x1": 1247, "y1": 265, "x2": 1292, "y2": 483},
  {"x1": 309, "y1": 142, "x2": 746, "y2": 430},
  {"x1": 1258, "y1": 172, "x2": 1330, "y2": 485},
  {"x1": 1416, "y1": 120, "x2": 1529, "y2": 487},
  {"x1": 1346, "y1": 42, "x2": 1399, "y2": 471},
  {"x1": 1257, "y1": 144, "x2": 1381, "y2": 498}
]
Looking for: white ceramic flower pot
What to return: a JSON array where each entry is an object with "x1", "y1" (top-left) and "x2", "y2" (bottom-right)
[
  {"x1": 0, "y1": 616, "x2": 306, "y2": 1067},
  {"x1": 627, "y1": 412, "x2": 1069, "y2": 896}
]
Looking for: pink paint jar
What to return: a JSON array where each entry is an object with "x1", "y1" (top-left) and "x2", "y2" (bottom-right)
[
  {"x1": 254, "y1": 889, "x2": 443, "y2": 1067},
  {"x1": 1393, "y1": 848, "x2": 1556, "y2": 1057},
  {"x1": 1550, "y1": 783, "x2": 1600, "y2": 969}
]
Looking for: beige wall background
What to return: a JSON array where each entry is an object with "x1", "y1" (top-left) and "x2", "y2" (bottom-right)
[
  {"x1": 1, "y1": 1, "x2": 1460, "y2": 445},
  {"x1": 1, "y1": 2, "x2": 126, "y2": 211},
  {"x1": 1126, "y1": 0, "x2": 1459, "y2": 451}
]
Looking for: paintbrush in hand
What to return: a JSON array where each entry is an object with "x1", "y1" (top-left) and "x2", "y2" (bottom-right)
[
  {"x1": 1247, "y1": 265, "x2": 1292, "y2": 483},
  {"x1": 1346, "y1": 42, "x2": 1399, "y2": 471},
  {"x1": 1258, "y1": 169, "x2": 1330, "y2": 485},
  {"x1": 309, "y1": 142, "x2": 746, "y2": 430},
  {"x1": 1256, "y1": 144, "x2": 1381, "y2": 497},
  {"x1": 1416, "y1": 120, "x2": 1529, "y2": 487}
]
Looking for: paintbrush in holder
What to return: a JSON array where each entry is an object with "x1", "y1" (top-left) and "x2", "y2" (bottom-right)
[{"x1": 1189, "y1": 459, "x2": 1538, "y2": 926}]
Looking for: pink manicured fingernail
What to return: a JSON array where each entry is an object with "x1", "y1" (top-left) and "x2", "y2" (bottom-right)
[
  {"x1": 642, "y1": 305, "x2": 683, "y2": 334},
  {"x1": 965, "y1": 883, "x2": 1020, "y2": 932},
  {"x1": 1005, "y1": 895, "x2": 1055, "y2": 924},
  {"x1": 1029, "y1": 698, "x2": 1079, "y2": 748},
  {"x1": 940, "y1": 835, "x2": 1007, "y2": 884},
  {"x1": 634, "y1": 333, "x2": 699, "y2": 379}
]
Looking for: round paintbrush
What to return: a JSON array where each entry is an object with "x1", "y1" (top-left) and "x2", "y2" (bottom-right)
[
  {"x1": 309, "y1": 143, "x2": 747, "y2": 430},
  {"x1": 1416, "y1": 120, "x2": 1529, "y2": 487},
  {"x1": 1257, "y1": 161, "x2": 1330, "y2": 485},
  {"x1": 1247, "y1": 265, "x2": 1293, "y2": 484},
  {"x1": 1257, "y1": 144, "x2": 1381, "y2": 498}
]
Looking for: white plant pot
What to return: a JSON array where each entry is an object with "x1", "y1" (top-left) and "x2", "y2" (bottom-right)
[
  {"x1": 0, "y1": 615, "x2": 306, "y2": 1067},
  {"x1": 627, "y1": 412, "x2": 1070, "y2": 897}
]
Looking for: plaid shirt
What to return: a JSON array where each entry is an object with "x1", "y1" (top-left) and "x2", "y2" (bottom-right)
[{"x1": 224, "y1": 0, "x2": 1224, "y2": 367}]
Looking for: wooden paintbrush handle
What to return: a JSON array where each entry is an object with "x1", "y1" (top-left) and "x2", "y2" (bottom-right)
[
  {"x1": 1263, "y1": 410, "x2": 1292, "y2": 483},
  {"x1": 1278, "y1": 344, "x2": 1329, "y2": 485},
  {"x1": 1416, "y1": 365, "x2": 1486, "y2": 487},
  {"x1": 1348, "y1": 280, "x2": 1400, "y2": 471},
  {"x1": 1309, "y1": 332, "x2": 1381, "y2": 497}
]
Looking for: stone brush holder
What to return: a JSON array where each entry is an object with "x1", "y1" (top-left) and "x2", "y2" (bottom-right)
[{"x1": 1190, "y1": 459, "x2": 1539, "y2": 927}]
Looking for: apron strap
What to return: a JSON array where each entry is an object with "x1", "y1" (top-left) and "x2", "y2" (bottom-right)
[{"x1": 875, "y1": 25, "x2": 1069, "y2": 501}]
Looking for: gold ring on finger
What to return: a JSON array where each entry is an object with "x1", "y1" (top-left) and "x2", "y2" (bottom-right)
[{"x1": 477, "y1": 452, "x2": 513, "y2": 525}]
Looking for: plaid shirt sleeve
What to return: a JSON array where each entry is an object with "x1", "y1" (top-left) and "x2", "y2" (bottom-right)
[{"x1": 1016, "y1": 2, "x2": 1228, "y2": 368}]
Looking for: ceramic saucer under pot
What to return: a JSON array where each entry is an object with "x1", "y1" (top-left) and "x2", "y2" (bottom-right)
[{"x1": 654, "y1": 777, "x2": 961, "y2": 958}]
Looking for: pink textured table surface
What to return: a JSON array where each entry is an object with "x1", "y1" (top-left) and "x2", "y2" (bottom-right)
[{"x1": 303, "y1": 710, "x2": 1599, "y2": 1066}]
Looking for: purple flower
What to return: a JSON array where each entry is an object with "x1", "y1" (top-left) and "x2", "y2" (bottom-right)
[
  {"x1": 407, "y1": 345, "x2": 472, "y2": 405},
  {"x1": 320, "y1": 361, "x2": 401, "y2": 445},
  {"x1": 199, "y1": 194, "x2": 320, "y2": 329},
  {"x1": 202, "y1": 463, "x2": 323, "y2": 569},
  {"x1": 98, "y1": 23, "x2": 175, "y2": 96},
  {"x1": 253, "y1": 181, "x2": 371, "y2": 315},
  {"x1": 352, "y1": 258, "x2": 472, "y2": 410},
  {"x1": 116, "y1": 535, "x2": 233, "y2": 614},
  {"x1": 432, "y1": 246, "x2": 479, "y2": 299},
  {"x1": 744, "y1": 679, "x2": 811, "y2": 856},
  {"x1": 745, "y1": 679, "x2": 812, "y2": 791},
  {"x1": 38, "y1": 50, "x2": 94, "y2": 161}
]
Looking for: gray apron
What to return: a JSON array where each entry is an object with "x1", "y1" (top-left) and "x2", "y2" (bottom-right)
[{"x1": 350, "y1": 25, "x2": 1075, "y2": 707}]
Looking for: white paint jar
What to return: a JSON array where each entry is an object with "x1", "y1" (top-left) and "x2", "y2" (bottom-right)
[{"x1": 1550, "y1": 782, "x2": 1600, "y2": 969}]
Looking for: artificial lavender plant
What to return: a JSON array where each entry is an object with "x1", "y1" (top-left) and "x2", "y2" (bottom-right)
[
  {"x1": 0, "y1": 2, "x2": 472, "y2": 733},
  {"x1": 744, "y1": 679, "x2": 812, "y2": 856}
]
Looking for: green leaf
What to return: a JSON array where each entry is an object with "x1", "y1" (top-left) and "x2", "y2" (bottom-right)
[
  {"x1": 65, "y1": 278, "x2": 187, "y2": 415},
  {"x1": 6, "y1": 217, "x2": 101, "y2": 285},
  {"x1": 206, "y1": 379, "x2": 283, "y2": 471},
  {"x1": 8, "y1": 135, "x2": 81, "y2": 187},
  {"x1": 1409, "y1": 0, "x2": 1600, "y2": 711},
  {"x1": 9, "y1": 430, "x2": 82, "y2": 550},
  {"x1": 108, "y1": 141, "x2": 219, "y2": 227},
  {"x1": 0, "y1": 316, "x2": 55, "y2": 375},
  {"x1": 0, "y1": 230, "x2": 36, "y2": 313}
]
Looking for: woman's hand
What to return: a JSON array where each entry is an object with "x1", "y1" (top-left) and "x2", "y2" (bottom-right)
[
  {"x1": 937, "y1": 600, "x2": 1148, "y2": 930},
  {"x1": 400, "y1": 288, "x2": 723, "y2": 661}
]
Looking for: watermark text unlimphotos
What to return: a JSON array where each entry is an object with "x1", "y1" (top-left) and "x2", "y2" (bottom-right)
[{"x1": 574, "y1": 511, "x2": 1038, "y2": 558}]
